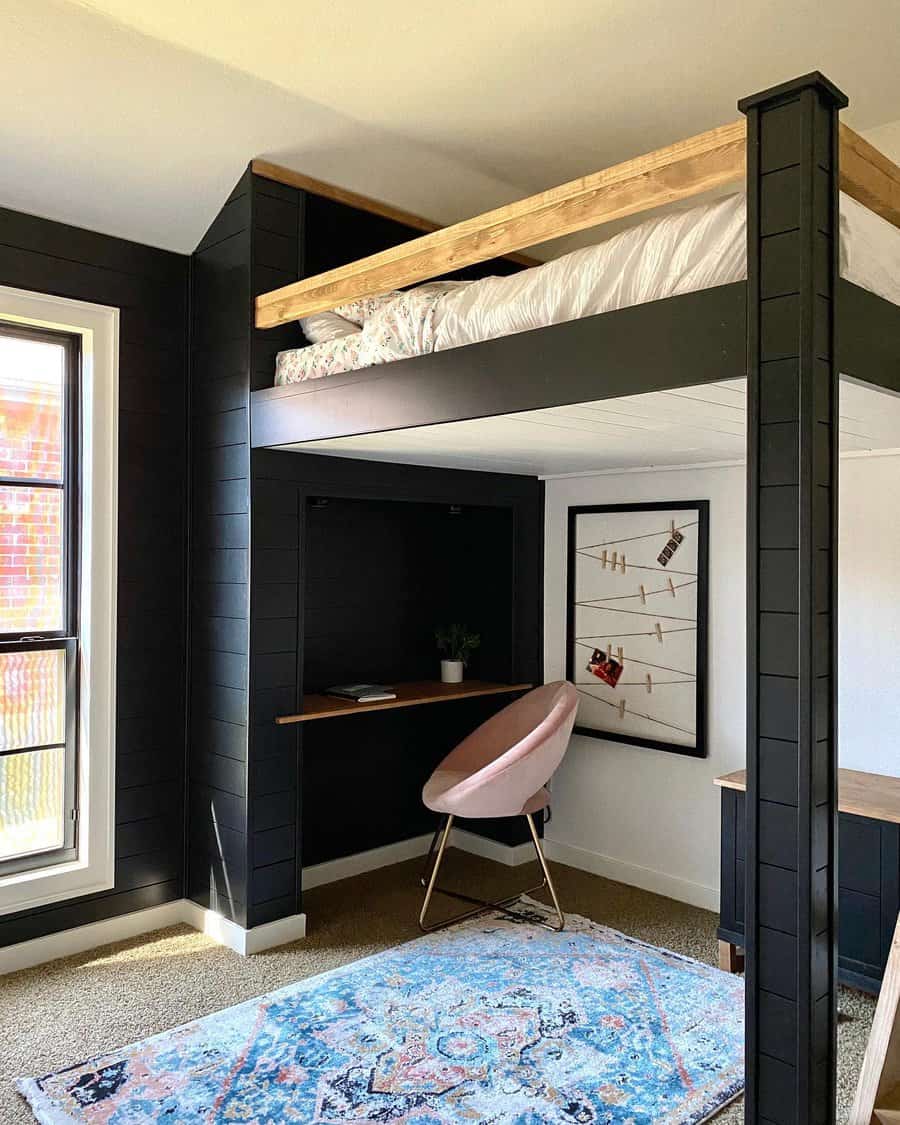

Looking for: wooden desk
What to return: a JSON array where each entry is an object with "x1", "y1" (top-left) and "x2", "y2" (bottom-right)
[
  {"x1": 714, "y1": 767, "x2": 900, "y2": 824},
  {"x1": 715, "y1": 766, "x2": 900, "y2": 990},
  {"x1": 276, "y1": 680, "x2": 532, "y2": 725}
]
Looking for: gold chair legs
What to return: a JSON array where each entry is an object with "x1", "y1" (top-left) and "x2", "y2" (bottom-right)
[{"x1": 418, "y1": 812, "x2": 565, "y2": 933}]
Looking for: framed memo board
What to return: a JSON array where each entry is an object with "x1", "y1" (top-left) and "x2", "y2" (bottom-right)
[{"x1": 566, "y1": 501, "x2": 709, "y2": 758}]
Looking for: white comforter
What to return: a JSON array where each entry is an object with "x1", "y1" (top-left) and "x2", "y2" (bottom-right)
[{"x1": 275, "y1": 191, "x2": 900, "y2": 386}]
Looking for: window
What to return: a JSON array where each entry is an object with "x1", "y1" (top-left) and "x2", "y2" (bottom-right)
[
  {"x1": 0, "y1": 323, "x2": 80, "y2": 876},
  {"x1": 0, "y1": 286, "x2": 117, "y2": 915}
]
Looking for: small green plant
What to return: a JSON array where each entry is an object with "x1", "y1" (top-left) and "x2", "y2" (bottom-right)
[{"x1": 435, "y1": 624, "x2": 481, "y2": 665}]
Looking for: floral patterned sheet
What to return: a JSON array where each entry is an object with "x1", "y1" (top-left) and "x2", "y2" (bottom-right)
[{"x1": 276, "y1": 282, "x2": 465, "y2": 384}]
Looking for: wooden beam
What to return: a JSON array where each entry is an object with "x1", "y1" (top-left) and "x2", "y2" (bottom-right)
[
  {"x1": 255, "y1": 120, "x2": 748, "y2": 328},
  {"x1": 251, "y1": 159, "x2": 540, "y2": 268},
  {"x1": 839, "y1": 124, "x2": 900, "y2": 230}
]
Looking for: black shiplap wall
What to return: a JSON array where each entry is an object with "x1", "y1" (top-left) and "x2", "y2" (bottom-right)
[
  {"x1": 189, "y1": 171, "x2": 254, "y2": 925},
  {"x1": 188, "y1": 170, "x2": 303, "y2": 925},
  {"x1": 302, "y1": 194, "x2": 524, "y2": 286},
  {"x1": 0, "y1": 207, "x2": 188, "y2": 946}
]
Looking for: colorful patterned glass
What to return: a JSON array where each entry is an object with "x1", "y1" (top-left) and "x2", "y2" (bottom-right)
[
  {"x1": 0, "y1": 746, "x2": 65, "y2": 861},
  {"x1": 0, "y1": 648, "x2": 67, "y2": 861},
  {"x1": 0, "y1": 648, "x2": 66, "y2": 752}
]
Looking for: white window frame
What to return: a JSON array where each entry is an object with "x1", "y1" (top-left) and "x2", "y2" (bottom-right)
[{"x1": 0, "y1": 285, "x2": 118, "y2": 914}]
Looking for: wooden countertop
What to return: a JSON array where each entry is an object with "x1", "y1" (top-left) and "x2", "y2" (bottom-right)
[
  {"x1": 276, "y1": 680, "x2": 532, "y2": 724},
  {"x1": 714, "y1": 767, "x2": 900, "y2": 825}
]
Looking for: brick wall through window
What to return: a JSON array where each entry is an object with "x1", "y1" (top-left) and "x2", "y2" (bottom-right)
[{"x1": 1, "y1": 340, "x2": 64, "y2": 633}]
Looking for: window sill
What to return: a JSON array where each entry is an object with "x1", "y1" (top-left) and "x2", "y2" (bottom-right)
[{"x1": 0, "y1": 853, "x2": 115, "y2": 916}]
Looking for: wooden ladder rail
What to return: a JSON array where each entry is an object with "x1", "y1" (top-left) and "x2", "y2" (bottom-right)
[{"x1": 851, "y1": 913, "x2": 900, "y2": 1124}]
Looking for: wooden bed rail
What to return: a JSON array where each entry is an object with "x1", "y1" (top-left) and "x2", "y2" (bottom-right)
[
  {"x1": 255, "y1": 120, "x2": 900, "y2": 330},
  {"x1": 840, "y1": 124, "x2": 900, "y2": 231}
]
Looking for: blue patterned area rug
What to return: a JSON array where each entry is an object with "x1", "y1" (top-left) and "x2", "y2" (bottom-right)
[{"x1": 18, "y1": 899, "x2": 743, "y2": 1124}]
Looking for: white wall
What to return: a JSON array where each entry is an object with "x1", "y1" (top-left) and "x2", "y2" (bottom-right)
[
  {"x1": 838, "y1": 456, "x2": 900, "y2": 775},
  {"x1": 543, "y1": 454, "x2": 900, "y2": 912}
]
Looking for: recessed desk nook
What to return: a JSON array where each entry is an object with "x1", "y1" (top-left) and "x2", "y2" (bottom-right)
[
  {"x1": 716, "y1": 767, "x2": 900, "y2": 992},
  {"x1": 251, "y1": 451, "x2": 544, "y2": 885}
]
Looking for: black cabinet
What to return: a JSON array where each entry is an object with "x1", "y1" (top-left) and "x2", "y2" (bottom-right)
[{"x1": 718, "y1": 785, "x2": 900, "y2": 993}]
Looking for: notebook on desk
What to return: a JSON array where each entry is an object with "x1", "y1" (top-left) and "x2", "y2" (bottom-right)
[{"x1": 325, "y1": 683, "x2": 398, "y2": 703}]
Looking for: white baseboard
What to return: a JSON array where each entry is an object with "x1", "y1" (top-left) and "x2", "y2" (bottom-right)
[
  {"x1": 0, "y1": 899, "x2": 307, "y2": 976},
  {"x1": 302, "y1": 833, "x2": 435, "y2": 890},
  {"x1": 2, "y1": 837, "x2": 712, "y2": 976},
  {"x1": 302, "y1": 827, "x2": 534, "y2": 891},
  {"x1": 180, "y1": 902, "x2": 307, "y2": 956},
  {"x1": 451, "y1": 828, "x2": 535, "y2": 867},
  {"x1": 544, "y1": 839, "x2": 719, "y2": 913},
  {"x1": 0, "y1": 899, "x2": 187, "y2": 976}
]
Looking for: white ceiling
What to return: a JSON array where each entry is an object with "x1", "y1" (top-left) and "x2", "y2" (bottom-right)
[
  {"x1": 2, "y1": 0, "x2": 900, "y2": 254},
  {"x1": 289, "y1": 379, "x2": 900, "y2": 477}
]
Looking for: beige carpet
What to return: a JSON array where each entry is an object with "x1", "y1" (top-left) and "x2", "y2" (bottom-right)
[{"x1": 0, "y1": 849, "x2": 875, "y2": 1123}]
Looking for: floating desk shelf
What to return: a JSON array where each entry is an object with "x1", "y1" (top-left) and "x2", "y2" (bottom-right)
[{"x1": 276, "y1": 680, "x2": 533, "y2": 725}]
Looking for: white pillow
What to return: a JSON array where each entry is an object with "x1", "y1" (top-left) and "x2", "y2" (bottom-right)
[{"x1": 300, "y1": 310, "x2": 359, "y2": 344}]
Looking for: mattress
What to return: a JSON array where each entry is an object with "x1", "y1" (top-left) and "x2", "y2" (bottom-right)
[{"x1": 275, "y1": 192, "x2": 900, "y2": 386}]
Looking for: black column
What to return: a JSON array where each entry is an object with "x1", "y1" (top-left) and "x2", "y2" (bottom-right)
[{"x1": 741, "y1": 73, "x2": 846, "y2": 1125}]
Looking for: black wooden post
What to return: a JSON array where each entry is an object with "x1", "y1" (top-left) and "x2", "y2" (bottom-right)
[{"x1": 741, "y1": 73, "x2": 846, "y2": 1124}]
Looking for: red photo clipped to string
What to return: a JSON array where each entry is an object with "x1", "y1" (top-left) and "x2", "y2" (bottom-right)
[{"x1": 586, "y1": 647, "x2": 624, "y2": 688}]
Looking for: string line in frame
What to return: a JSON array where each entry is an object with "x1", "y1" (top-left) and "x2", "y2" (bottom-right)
[
  {"x1": 578, "y1": 519, "x2": 698, "y2": 550},
  {"x1": 575, "y1": 687, "x2": 696, "y2": 737},
  {"x1": 573, "y1": 640, "x2": 695, "y2": 678},
  {"x1": 575, "y1": 627, "x2": 696, "y2": 642},
  {"x1": 576, "y1": 553, "x2": 697, "y2": 577},
  {"x1": 575, "y1": 605, "x2": 696, "y2": 622},
  {"x1": 576, "y1": 678, "x2": 693, "y2": 687},
  {"x1": 576, "y1": 578, "x2": 698, "y2": 605}
]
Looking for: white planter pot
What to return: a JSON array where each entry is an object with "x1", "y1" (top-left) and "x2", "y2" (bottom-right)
[{"x1": 441, "y1": 660, "x2": 464, "y2": 684}]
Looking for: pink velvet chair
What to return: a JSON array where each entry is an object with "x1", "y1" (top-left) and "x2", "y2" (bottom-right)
[{"x1": 419, "y1": 680, "x2": 577, "y2": 932}]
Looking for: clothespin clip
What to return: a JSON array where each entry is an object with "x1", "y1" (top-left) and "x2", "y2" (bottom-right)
[
  {"x1": 639, "y1": 583, "x2": 646, "y2": 605},
  {"x1": 667, "y1": 577, "x2": 676, "y2": 598},
  {"x1": 617, "y1": 646, "x2": 624, "y2": 664},
  {"x1": 655, "y1": 622, "x2": 664, "y2": 644},
  {"x1": 618, "y1": 698, "x2": 626, "y2": 720},
  {"x1": 670, "y1": 520, "x2": 676, "y2": 537},
  {"x1": 619, "y1": 554, "x2": 626, "y2": 574},
  {"x1": 601, "y1": 549, "x2": 608, "y2": 569},
  {"x1": 611, "y1": 550, "x2": 618, "y2": 571},
  {"x1": 646, "y1": 673, "x2": 653, "y2": 694},
  {"x1": 607, "y1": 640, "x2": 614, "y2": 661}
]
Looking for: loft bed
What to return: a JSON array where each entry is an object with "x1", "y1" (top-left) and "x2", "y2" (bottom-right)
[
  {"x1": 240, "y1": 72, "x2": 900, "y2": 1123},
  {"x1": 249, "y1": 113, "x2": 900, "y2": 451}
]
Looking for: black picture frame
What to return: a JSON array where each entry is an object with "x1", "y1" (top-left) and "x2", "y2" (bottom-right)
[{"x1": 566, "y1": 500, "x2": 709, "y2": 759}]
